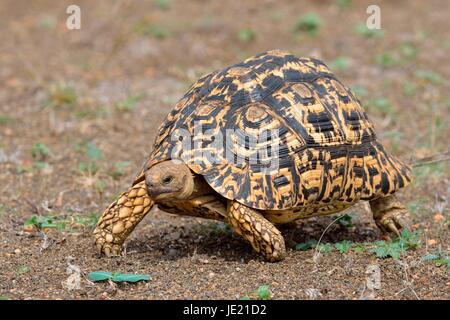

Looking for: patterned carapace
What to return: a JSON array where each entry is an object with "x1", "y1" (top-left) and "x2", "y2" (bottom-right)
[{"x1": 138, "y1": 50, "x2": 412, "y2": 212}]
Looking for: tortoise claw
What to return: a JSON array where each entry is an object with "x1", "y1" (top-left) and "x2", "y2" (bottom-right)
[
  {"x1": 370, "y1": 195, "x2": 412, "y2": 237},
  {"x1": 385, "y1": 220, "x2": 401, "y2": 237},
  {"x1": 93, "y1": 229, "x2": 123, "y2": 256}
]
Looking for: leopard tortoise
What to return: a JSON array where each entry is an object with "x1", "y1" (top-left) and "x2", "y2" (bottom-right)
[{"x1": 94, "y1": 50, "x2": 412, "y2": 262}]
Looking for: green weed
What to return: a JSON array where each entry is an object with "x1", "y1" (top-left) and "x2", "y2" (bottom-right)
[
  {"x1": 400, "y1": 43, "x2": 418, "y2": 60},
  {"x1": 329, "y1": 57, "x2": 350, "y2": 71},
  {"x1": 0, "y1": 115, "x2": 14, "y2": 125},
  {"x1": 294, "y1": 13, "x2": 322, "y2": 36},
  {"x1": 422, "y1": 248, "x2": 449, "y2": 269},
  {"x1": 350, "y1": 85, "x2": 368, "y2": 98},
  {"x1": 24, "y1": 213, "x2": 98, "y2": 232},
  {"x1": 241, "y1": 284, "x2": 271, "y2": 300},
  {"x1": 336, "y1": 0, "x2": 352, "y2": 9},
  {"x1": 115, "y1": 94, "x2": 145, "y2": 112},
  {"x1": 402, "y1": 81, "x2": 416, "y2": 96},
  {"x1": 154, "y1": 0, "x2": 170, "y2": 10},
  {"x1": 369, "y1": 229, "x2": 421, "y2": 259},
  {"x1": 295, "y1": 239, "x2": 317, "y2": 251},
  {"x1": 367, "y1": 97, "x2": 393, "y2": 115},
  {"x1": 415, "y1": 70, "x2": 442, "y2": 85},
  {"x1": 238, "y1": 28, "x2": 256, "y2": 43},
  {"x1": 31, "y1": 143, "x2": 51, "y2": 161},
  {"x1": 109, "y1": 161, "x2": 131, "y2": 180},
  {"x1": 354, "y1": 23, "x2": 384, "y2": 38},
  {"x1": 44, "y1": 83, "x2": 77, "y2": 108},
  {"x1": 375, "y1": 52, "x2": 398, "y2": 67},
  {"x1": 78, "y1": 142, "x2": 102, "y2": 174},
  {"x1": 134, "y1": 21, "x2": 169, "y2": 39},
  {"x1": 335, "y1": 240, "x2": 353, "y2": 253}
]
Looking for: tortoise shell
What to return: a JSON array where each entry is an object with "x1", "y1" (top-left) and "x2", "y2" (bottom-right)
[{"x1": 139, "y1": 50, "x2": 412, "y2": 210}]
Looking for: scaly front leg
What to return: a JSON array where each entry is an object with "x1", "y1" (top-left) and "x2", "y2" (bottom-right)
[
  {"x1": 93, "y1": 180, "x2": 154, "y2": 256},
  {"x1": 227, "y1": 201, "x2": 286, "y2": 262}
]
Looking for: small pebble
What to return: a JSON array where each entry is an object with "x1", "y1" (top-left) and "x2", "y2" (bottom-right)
[{"x1": 14, "y1": 249, "x2": 21, "y2": 254}]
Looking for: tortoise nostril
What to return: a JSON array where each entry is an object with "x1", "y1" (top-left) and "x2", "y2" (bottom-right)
[{"x1": 146, "y1": 179, "x2": 155, "y2": 189}]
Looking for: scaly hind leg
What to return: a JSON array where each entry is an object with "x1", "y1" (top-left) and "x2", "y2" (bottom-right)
[
  {"x1": 227, "y1": 201, "x2": 286, "y2": 262},
  {"x1": 93, "y1": 181, "x2": 154, "y2": 256},
  {"x1": 369, "y1": 194, "x2": 412, "y2": 237}
]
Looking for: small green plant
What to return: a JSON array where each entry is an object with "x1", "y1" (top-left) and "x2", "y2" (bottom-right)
[
  {"x1": 17, "y1": 265, "x2": 30, "y2": 275},
  {"x1": 354, "y1": 23, "x2": 383, "y2": 38},
  {"x1": 400, "y1": 43, "x2": 418, "y2": 60},
  {"x1": 88, "y1": 271, "x2": 151, "y2": 283},
  {"x1": 422, "y1": 248, "x2": 449, "y2": 268},
  {"x1": 329, "y1": 56, "x2": 350, "y2": 71},
  {"x1": 383, "y1": 130, "x2": 403, "y2": 153},
  {"x1": 0, "y1": 115, "x2": 14, "y2": 125},
  {"x1": 95, "y1": 179, "x2": 107, "y2": 196},
  {"x1": 109, "y1": 161, "x2": 131, "y2": 180},
  {"x1": 24, "y1": 213, "x2": 99, "y2": 232},
  {"x1": 368, "y1": 97, "x2": 392, "y2": 115},
  {"x1": 72, "y1": 213, "x2": 99, "y2": 229},
  {"x1": 31, "y1": 142, "x2": 52, "y2": 171},
  {"x1": 337, "y1": 213, "x2": 354, "y2": 228},
  {"x1": 238, "y1": 28, "x2": 256, "y2": 43},
  {"x1": 370, "y1": 240, "x2": 403, "y2": 259},
  {"x1": 24, "y1": 215, "x2": 65, "y2": 231},
  {"x1": 241, "y1": 284, "x2": 271, "y2": 300},
  {"x1": 255, "y1": 284, "x2": 271, "y2": 300},
  {"x1": 335, "y1": 240, "x2": 353, "y2": 253},
  {"x1": 154, "y1": 0, "x2": 170, "y2": 10},
  {"x1": 295, "y1": 239, "x2": 317, "y2": 251},
  {"x1": 415, "y1": 70, "x2": 442, "y2": 84},
  {"x1": 353, "y1": 244, "x2": 366, "y2": 253},
  {"x1": 134, "y1": 21, "x2": 169, "y2": 39},
  {"x1": 44, "y1": 83, "x2": 77, "y2": 108},
  {"x1": 369, "y1": 229, "x2": 420, "y2": 259},
  {"x1": 78, "y1": 142, "x2": 102, "y2": 174},
  {"x1": 375, "y1": 52, "x2": 398, "y2": 67},
  {"x1": 294, "y1": 13, "x2": 322, "y2": 36},
  {"x1": 317, "y1": 243, "x2": 333, "y2": 253},
  {"x1": 74, "y1": 106, "x2": 111, "y2": 120},
  {"x1": 336, "y1": 0, "x2": 352, "y2": 9},
  {"x1": 350, "y1": 85, "x2": 368, "y2": 97},
  {"x1": 115, "y1": 94, "x2": 144, "y2": 112},
  {"x1": 402, "y1": 81, "x2": 416, "y2": 96},
  {"x1": 39, "y1": 15, "x2": 57, "y2": 29},
  {"x1": 31, "y1": 143, "x2": 51, "y2": 161},
  {"x1": 34, "y1": 161, "x2": 51, "y2": 171},
  {"x1": 413, "y1": 163, "x2": 445, "y2": 181}
]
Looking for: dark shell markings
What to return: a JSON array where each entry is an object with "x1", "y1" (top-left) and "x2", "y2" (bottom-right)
[{"x1": 141, "y1": 50, "x2": 412, "y2": 211}]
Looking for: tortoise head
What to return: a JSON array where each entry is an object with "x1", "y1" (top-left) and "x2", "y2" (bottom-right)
[{"x1": 145, "y1": 160, "x2": 195, "y2": 201}]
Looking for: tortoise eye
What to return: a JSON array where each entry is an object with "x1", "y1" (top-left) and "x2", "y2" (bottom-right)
[{"x1": 162, "y1": 176, "x2": 174, "y2": 185}]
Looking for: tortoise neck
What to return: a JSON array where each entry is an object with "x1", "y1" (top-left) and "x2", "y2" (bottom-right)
[{"x1": 186, "y1": 175, "x2": 215, "y2": 199}]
